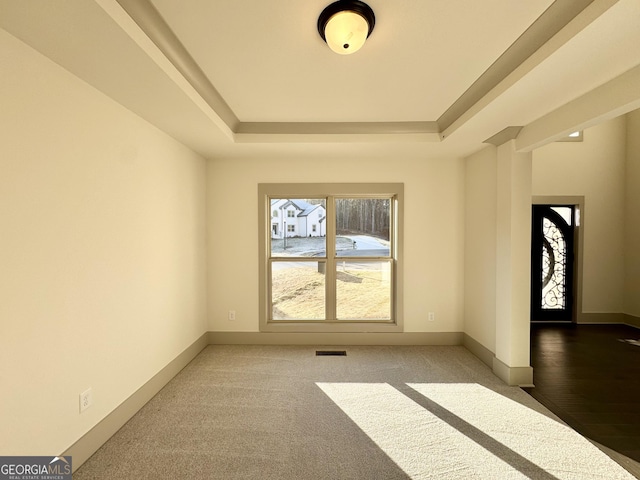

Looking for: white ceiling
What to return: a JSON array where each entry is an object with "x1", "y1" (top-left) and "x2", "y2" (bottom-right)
[
  {"x1": 1, "y1": 0, "x2": 639, "y2": 159},
  {"x1": 149, "y1": 0, "x2": 551, "y2": 122}
]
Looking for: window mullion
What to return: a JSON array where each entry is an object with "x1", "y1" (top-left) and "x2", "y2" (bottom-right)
[{"x1": 326, "y1": 196, "x2": 337, "y2": 321}]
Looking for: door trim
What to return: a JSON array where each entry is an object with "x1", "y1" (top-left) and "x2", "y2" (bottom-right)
[{"x1": 532, "y1": 196, "x2": 584, "y2": 323}]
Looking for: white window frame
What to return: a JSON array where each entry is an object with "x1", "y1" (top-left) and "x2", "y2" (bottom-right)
[{"x1": 258, "y1": 183, "x2": 404, "y2": 333}]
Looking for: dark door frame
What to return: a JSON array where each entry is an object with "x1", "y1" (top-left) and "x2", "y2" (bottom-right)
[
  {"x1": 531, "y1": 196, "x2": 584, "y2": 324},
  {"x1": 531, "y1": 205, "x2": 575, "y2": 321}
]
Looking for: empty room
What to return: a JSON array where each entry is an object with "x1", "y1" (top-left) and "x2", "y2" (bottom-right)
[{"x1": 1, "y1": 1, "x2": 639, "y2": 478}]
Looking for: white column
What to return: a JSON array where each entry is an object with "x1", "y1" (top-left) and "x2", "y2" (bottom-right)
[{"x1": 494, "y1": 140, "x2": 533, "y2": 385}]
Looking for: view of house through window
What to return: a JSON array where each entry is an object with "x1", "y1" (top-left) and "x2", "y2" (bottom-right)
[
  {"x1": 270, "y1": 198, "x2": 327, "y2": 321},
  {"x1": 259, "y1": 184, "x2": 403, "y2": 332}
]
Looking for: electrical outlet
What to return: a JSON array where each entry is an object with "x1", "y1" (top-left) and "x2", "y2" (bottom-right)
[
  {"x1": 80, "y1": 388, "x2": 93, "y2": 413},
  {"x1": 428, "y1": 312, "x2": 435, "y2": 322},
  {"x1": 228, "y1": 310, "x2": 236, "y2": 321}
]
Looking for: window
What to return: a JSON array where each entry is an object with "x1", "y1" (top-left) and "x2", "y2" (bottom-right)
[
  {"x1": 556, "y1": 131, "x2": 583, "y2": 142},
  {"x1": 287, "y1": 210, "x2": 295, "y2": 218},
  {"x1": 258, "y1": 183, "x2": 403, "y2": 333},
  {"x1": 272, "y1": 210, "x2": 278, "y2": 217}
]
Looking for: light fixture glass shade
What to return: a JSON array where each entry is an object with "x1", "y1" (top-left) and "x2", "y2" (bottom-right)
[{"x1": 324, "y1": 10, "x2": 369, "y2": 55}]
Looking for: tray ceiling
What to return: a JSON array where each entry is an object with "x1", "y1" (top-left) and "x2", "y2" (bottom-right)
[{"x1": 1, "y1": 0, "x2": 639, "y2": 159}]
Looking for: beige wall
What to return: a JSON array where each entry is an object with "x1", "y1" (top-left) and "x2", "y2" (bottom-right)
[
  {"x1": 207, "y1": 156, "x2": 465, "y2": 333},
  {"x1": 464, "y1": 146, "x2": 497, "y2": 352},
  {"x1": 532, "y1": 116, "x2": 627, "y2": 315},
  {"x1": 462, "y1": 113, "x2": 636, "y2": 361},
  {"x1": 625, "y1": 110, "x2": 640, "y2": 317},
  {"x1": 463, "y1": 142, "x2": 532, "y2": 378},
  {"x1": 0, "y1": 30, "x2": 207, "y2": 455}
]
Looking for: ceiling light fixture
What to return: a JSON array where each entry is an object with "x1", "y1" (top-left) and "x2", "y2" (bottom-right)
[{"x1": 317, "y1": 0, "x2": 375, "y2": 55}]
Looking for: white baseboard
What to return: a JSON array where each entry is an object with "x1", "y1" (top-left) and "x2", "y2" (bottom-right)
[
  {"x1": 463, "y1": 333, "x2": 495, "y2": 368},
  {"x1": 63, "y1": 331, "x2": 461, "y2": 471},
  {"x1": 65, "y1": 328, "x2": 541, "y2": 472},
  {"x1": 463, "y1": 333, "x2": 533, "y2": 387},
  {"x1": 63, "y1": 333, "x2": 209, "y2": 472},
  {"x1": 578, "y1": 312, "x2": 627, "y2": 324},
  {"x1": 207, "y1": 331, "x2": 464, "y2": 345},
  {"x1": 492, "y1": 357, "x2": 534, "y2": 387},
  {"x1": 623, "y1": 314, "x2": 640, "y2": 329}
]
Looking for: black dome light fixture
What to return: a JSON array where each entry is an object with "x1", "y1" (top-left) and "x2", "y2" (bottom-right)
[{"x1": 317, "y1": 0, "x2": 375, "y2": 55}]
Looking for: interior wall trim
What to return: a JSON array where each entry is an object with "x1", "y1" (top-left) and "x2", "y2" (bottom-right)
[
  {"x1": 463, "y1": 334, "x2": 534, "y2": 387},
  {"x1": 578, "y1": 312, "x2": 628, "y2": 324},
  {"x1": 63, "y1": 329, "x2": 539, "y2": 472},
  {"x1": 111, "y1": 0, "x2": 238, "y2": 130},
  {"x1": 207, "y1": 331, "x2": 464, "y2": 346},
  {"x1": 63, "y1": 333, "x2": 209, "y2": 472},
  {"x1": 439, "y1": 0, "x2": 615, "y2": 140},
  {"x1": 492, "y1": 357, "x2": 534, "y2": 387},
  {"x1": 623, "y1": 314, "x2": 640, "y2": 329},
  {"x1": 463, "y1": 333, "x2": 495, "y2": 369},
  {"x1": 517, "y1": 63, "x2": 640, "y2": 151},
  {"x1": 103, "y1": 0, "x2": 612, "y2": 144}
]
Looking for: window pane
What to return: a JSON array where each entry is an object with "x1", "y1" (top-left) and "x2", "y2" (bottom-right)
[
  {"x1": 550, "y1": 206, "x2": 573, "y2": 226},
  {"x1": 336, "y1": 261, "x2": 391, "y2": 320},
  {"x1": 335, "y1": 198, "x2": 390, "y2": 257},
  {"x1": 270, "y1": 198, "x2": 326, "y2": 257},
  {"x1": 271, "y1": 261, "x2": 325, "y2": 320},
  {"x1": 541, "y1": 217, "x2": 567, "y2": 310}
]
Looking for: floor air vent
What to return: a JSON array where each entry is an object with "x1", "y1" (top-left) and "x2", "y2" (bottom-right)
[{"x1": 316, "y1": 350, "x2": 347, "y2": 356}]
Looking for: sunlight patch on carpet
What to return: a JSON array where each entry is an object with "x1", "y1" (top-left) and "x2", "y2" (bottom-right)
[
  {"x1": 408, "y1": 383, "x2": 634, "y2": 479},
  {"x1": 317, "y1": 382, "x2": 635, "y2": 480},
  {"x1": 317, "y1": 382, "x2": 525, "y2": 479}
]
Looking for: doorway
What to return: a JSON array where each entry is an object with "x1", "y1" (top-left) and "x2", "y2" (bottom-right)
[{"x1": 531, "y1": 205, "x2": 576, "y2": 322}]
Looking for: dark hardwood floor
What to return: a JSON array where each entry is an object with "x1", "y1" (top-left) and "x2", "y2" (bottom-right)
[{"x1": 525, "y1": 323, "x2": 640, "y2": 466}]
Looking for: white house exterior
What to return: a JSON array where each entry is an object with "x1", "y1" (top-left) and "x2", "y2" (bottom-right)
[{"x1": 271, "y1": 199, "x2": 325, "y2": 238}]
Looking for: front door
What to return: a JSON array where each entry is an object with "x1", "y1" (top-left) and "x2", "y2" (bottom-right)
[{"x1": 531, "y1": 205, "x2": 575, "y2": 322}]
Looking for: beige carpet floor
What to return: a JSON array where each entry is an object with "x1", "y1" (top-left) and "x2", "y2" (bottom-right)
[{"x1": 74, "y1": 345, "x2": 638, "y2": 479}]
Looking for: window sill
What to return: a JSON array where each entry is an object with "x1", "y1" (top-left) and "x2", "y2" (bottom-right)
[{"x1": 260, "y1": 321, "x2": 403, "y2": 333}]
